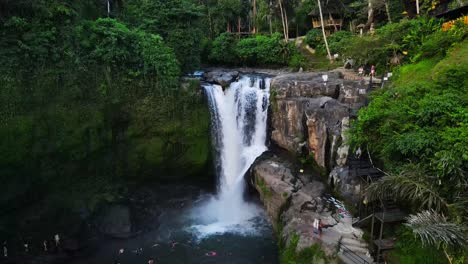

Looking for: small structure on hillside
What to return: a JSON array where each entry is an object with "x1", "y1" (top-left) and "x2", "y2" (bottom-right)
[
  {"x1": 309, "y1": 7, "x2": 343, "y2": 35},
  {"x1": 433, "y1": 0, "x2": 468, "y2": 19}
]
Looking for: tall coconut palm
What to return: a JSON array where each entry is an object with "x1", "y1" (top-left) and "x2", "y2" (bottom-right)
[{"x1": 316, "y1": 0, "x2": 332, "y2": 62}]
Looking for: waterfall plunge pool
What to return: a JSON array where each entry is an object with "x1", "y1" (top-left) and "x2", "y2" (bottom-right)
[{"x1": 72, "y1": 74, "x2": 278, "y2": 264}]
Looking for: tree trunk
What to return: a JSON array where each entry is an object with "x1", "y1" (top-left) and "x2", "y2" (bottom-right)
[
  {"x1": 278, "y1": 0, "x2": 288, "y2": 40},
  {"x1": 208, "y1": 8, "x2": 214, "y2": 39},
  {"x1": 384, "y1": 0, "x2": 392, "y2": 22},
  {"x1": 366, "y1": 0, "x2": 374, "y2": 27},
  {"x1": 284, "y1": 8, "x2": 289, "y2": 39},
  {"x1": 317, "y1": 0, "x2": 332, "y2": 62},
  {"x1": 416, "y1": 0, "x2": 420, "y2": 15},
  {"x1": 253, "y1": 0, "x2": 257, "y2": 33},
  {"x1": 269, "y1": 15, "x2": 273, "y2": 34}
]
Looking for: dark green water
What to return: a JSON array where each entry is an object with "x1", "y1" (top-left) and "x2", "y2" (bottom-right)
[{"x1": 70, "y1": 186, "x2": 278, "y2": 264}]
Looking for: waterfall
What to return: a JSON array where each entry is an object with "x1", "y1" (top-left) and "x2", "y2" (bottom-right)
[{"x1": 191, "y1": 75, "x2": 271, "y2": 236}]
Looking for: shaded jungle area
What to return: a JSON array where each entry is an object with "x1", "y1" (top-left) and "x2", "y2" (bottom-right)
[{"x1": 0, "y1": 0, "x2": 467, "y2": 263}]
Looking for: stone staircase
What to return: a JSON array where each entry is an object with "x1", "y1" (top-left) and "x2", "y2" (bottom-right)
[{"x1": 338, "y1": 236, "x2": 375, "y2": 264}]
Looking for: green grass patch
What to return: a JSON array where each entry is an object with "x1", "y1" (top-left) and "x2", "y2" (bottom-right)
[
  {"x1": 270, "y1": 89, "x2": 279, "y2": 113},
  {"x1": 256, "y1": 175, "x2": 273, "y2": 200},
  {"x1": 279, "y1": 233, "x2": 328, "y2": 264},
  {"x1": 392, "y1": 58, "x2": 439, "y2": 87}
]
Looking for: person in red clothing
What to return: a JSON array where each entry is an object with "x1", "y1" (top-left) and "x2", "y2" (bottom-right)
[{"x1": 370, "y1": 65, "x2": 376, "y2": 77}]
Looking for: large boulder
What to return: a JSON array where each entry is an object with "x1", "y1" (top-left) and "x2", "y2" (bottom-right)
[{"x1": 204, "y1": 70, "x2": 239, "y2": 87}]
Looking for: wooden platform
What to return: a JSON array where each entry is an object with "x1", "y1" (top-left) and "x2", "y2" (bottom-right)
[
  {"x1": 373, "y1": 238, "x2": 396, "y2": 250},
  {"x1": 374, "y1": 209, "x2": 407, "y2": 223}
]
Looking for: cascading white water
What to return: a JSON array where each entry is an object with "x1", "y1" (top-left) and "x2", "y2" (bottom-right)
[{"x1": 191, "y1": 75, "x2": 271, "y2": 236}]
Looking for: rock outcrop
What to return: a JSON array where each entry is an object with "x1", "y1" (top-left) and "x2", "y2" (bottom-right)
[
  {"x1": 270, "y1": 71, "x2": 366, "y2": 172},
  {"x1": 252, "y1": 70, "x2": 374, "y2": 261},
  {"x1": 253, "y1": 156, "x2": 372, "y2": 261},
  {"x1": 204, "y1": 70, "x2": 239, "y2": 87}
]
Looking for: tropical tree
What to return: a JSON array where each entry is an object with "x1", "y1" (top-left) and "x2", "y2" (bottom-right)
[{"x1": 405, "y1": 210, "x2": 467, "y2": 264}]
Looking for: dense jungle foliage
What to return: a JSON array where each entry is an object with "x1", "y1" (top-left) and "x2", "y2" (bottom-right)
[
  {"x1": 349, "y1": 19, "x2": 468, "y2": 262},
  {"x1": 0, "y1": 0, "x2": 213, "y2": 238},
  {"x1": 1, "y1": 0, "x2": 467, "y2": 262}
]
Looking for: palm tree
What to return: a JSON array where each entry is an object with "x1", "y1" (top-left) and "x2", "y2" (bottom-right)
[
  {"x1": 316, "y1": 0, "x2": 332, "y2": 62},
  {"x1": 366, "y1": 166, "x2": 468, "y2": 263},
  {"x1": 366, "y1": 170, "x2": 449, "y2": 213},
  {"x1": 405, "y1": 210, "x2": 467, "y2": 264}
]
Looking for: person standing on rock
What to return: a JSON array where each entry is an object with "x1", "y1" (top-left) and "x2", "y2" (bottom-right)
[
  {"x1": 2, "y1": 241, "x2": 7, "y2": 257},
  {"x1": 43, "y1": 240, "x2": 48, "y2": 252},
  {"x1": 318, "y1": 219, "x2": 324, "y2": 238},
  {"x1": 313, "y1": 219, "x2": 319, "y2": 237},
  {"x1": 23, "y1": 241, "x2": 29, "y2": 253},
  {"x1": 54, "y1": 234, "x2": 60, "y2": 248}
]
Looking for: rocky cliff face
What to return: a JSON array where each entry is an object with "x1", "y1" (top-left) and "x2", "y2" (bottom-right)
[
  {"x1": 270, "y1": 71, "x2": 365, "y2": 171},
  {"x1": 252, "y1": 70, "x2": 373, "y2": 262},
  {"x1": 253, "y1": 155, "x2": 372, "y2": 262}
]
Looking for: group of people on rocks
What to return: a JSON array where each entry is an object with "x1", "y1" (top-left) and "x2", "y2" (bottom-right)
[
  {"x1": 2, "y1": 234, "x2": 61, "y2": 258},
  {"x1": 358, "y1": 65, "x2": 376, "y2": 77}
]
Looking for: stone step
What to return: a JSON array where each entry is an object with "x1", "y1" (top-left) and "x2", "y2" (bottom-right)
[
  {"x1": 338, "y1": 251, "x2": 375, "y2": 264},
  {"x1": 341, "y1": 237, "x2": 368, "y2": 248},
  {"x1": 340, "y1": 243, "x2": 369, "y2": 255}
]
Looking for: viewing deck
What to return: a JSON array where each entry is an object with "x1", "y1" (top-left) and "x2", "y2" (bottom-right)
[{"x1": 312, "y1": 18, "x2": 343, "y2": 29}]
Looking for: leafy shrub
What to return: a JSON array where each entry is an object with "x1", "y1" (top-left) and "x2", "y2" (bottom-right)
[
  {"x1": 327, "y1": 30, "x2": 353, "y2": 54},
  {"x1": 338, "y1": 18, "x2": 446, "y2": 68},
  {"x1": 200, "y1": 37, "x2": 212, "y2": 63},
  {"x1": 236, "y1": 37, "x2": 258, "y2": 65},
  {"x1": 305, "y1": 29, "x2": 322, "y2": 48},
  {"x1": 288, "y1": 53, "x2": 307, "y2": 70},
  {"x1": 253, "y1": 33, "x2": 289, "y2": 65},
  {"x1": 415, "y1": 24, "x2": 467, "y2": 60},
  {"x1": 237, "y1": 33, "x2": 290, "y2": 66},
  {"x1": 340, "y1": 35, "x2": 388, "y2": 68},
  {"x1": 279, "y1": 233, "x2": 328, "y2": 264},
  {"x1": 209, "y1": 33, "x2": 291, "y2": 66},
  {"x1": 209, "y1": 32, "x2": 237, "y2": 64},
  {"x1": 387, "y1": 226, "x2": 446, "y2": 264}
]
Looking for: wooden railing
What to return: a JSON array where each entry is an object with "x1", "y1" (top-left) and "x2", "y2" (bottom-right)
[{"x1": 312, "y1": 18, "x2": 343, "y2": 28}]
